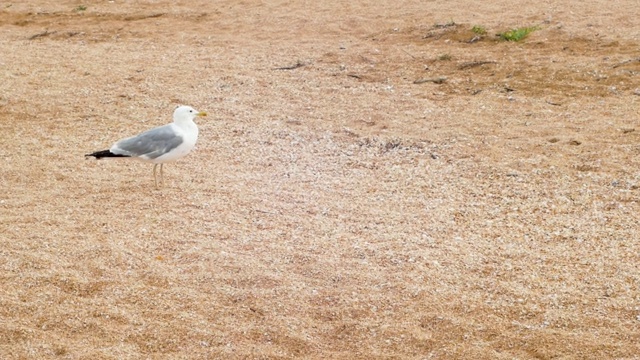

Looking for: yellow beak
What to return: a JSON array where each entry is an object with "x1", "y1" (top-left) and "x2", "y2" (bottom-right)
[{"x1": 197, "y1": 111, "x2": 207, "y2": 117}]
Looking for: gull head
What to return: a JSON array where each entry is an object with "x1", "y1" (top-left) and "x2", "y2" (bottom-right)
[{"x1": 173, "y1": 105, "x2": 207, "y2": 124}]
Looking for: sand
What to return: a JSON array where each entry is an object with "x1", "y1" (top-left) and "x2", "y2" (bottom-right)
[{"x1": 1, "y1": 0, "x2": 639, "y2": 358}]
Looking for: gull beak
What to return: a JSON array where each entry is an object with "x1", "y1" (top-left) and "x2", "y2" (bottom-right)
[{"x1": 197, "y1": 111, "x2": 207, "y2": 117}]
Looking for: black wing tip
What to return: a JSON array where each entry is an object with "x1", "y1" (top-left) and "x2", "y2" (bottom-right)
[{"x1": 85, "y1": 150, "x2": 130, "y2": 159}]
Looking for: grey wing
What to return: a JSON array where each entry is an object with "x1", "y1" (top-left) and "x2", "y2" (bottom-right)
[{"x1": 111, "y1": 124, "x2": 183, "y2": 159}]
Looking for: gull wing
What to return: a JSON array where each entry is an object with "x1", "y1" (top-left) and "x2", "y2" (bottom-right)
[{"x1": 111, "y1": 124, "x2": 183, "y2": 160}]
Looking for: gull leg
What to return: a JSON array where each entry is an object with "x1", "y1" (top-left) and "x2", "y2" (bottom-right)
[
  {"x1": 153, "y1": 164, "x2": 159, "y2": 188},
  {"x1": 160, "y1": 164, "x2": 165, "y2": 186}
]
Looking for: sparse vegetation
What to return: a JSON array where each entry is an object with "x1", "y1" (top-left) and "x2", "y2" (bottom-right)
[
  {"x1": 471, "y1": 25, "x2": 487, "y2": 35},
  {"x1": 438, "y1": 53, "x2": 452, "y2": 61},
  {"x1": 498, "y1": 25, "x2": 539, "y2": 41},
  {"x1": 74, "y1": 5, "x2": 87, "y2": 11}
]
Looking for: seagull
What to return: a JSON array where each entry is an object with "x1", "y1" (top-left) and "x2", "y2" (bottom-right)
[{"x1": 85, "y1": 105, "x2": 207, "y2": 187}]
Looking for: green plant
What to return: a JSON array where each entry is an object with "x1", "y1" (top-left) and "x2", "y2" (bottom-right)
[
  {"x1": 74, "y1": 5, "x2": 87, "y2": 11},
  {"x1": 438, "y1": 54, "x2": 452, "y2": 61},
  {"x1": 498, "y1": 26, "x2": 539, "y2": 41},
  {"x1": 471, "y1": 25, "x2": 487, "y2": 35}
]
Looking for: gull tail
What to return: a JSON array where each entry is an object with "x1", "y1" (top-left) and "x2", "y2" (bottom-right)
[{"x1": 85, "y1": 150, "x2": 131, "y2": 159}]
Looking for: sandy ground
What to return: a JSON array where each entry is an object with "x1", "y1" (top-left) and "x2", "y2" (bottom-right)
[{"x1": 1, "y1": 0, "x2": 640, "y2": 358}]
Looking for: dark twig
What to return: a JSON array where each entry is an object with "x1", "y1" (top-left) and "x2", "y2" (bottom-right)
[
  {"x1": 612, "y1": 58, "x2": 640, "y2": 68},
  {"x1": 123, "y1": 13, "x2": 165, "y2": 21},
  {"x1": 28, "y1": 30, "x2": 56, "y2": 40},
  {"x1": 274, "y1": 61, "x2": 305, "y2": 70},
  {"x1": 414, "y1": 77, "x2": 447, "y2": 84},
  {"x1": 400, "y1": 48, "x2": 416, "y2": 59},
  {"x1": 458, "y1": 60, "x2": 497, "y2": 70}
]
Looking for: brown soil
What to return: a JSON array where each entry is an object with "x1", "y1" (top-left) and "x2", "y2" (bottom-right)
[{"x1": 1, "y1": 1, "x2": 639, "y2": 359}]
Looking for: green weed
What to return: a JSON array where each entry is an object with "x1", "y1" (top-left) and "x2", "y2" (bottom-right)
[
  {"x1": 471, "y1": 25, "x2": 487, "y2": 35},
  {"x1": 498, "y1": 26, "x2": 539, "y2": 41}
]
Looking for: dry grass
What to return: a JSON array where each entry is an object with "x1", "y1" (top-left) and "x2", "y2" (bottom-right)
[{"x1": 1, "y1": 0, "x2": 640, "y2": 359}]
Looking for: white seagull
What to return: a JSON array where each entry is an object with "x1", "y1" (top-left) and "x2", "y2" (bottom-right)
[{"x1": 86, "y1": 105, "x2": 207, "y2": 187}]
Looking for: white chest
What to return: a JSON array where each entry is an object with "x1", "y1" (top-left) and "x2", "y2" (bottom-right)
[{"x1": 155, "y1": 122, "x2": 199, "y2": 163}]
